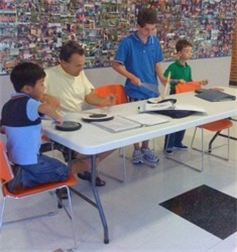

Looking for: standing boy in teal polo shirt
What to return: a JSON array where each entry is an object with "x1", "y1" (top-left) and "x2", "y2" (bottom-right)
[{"x1": 112, "y1": 8, "x2": 166, "y2": 165}]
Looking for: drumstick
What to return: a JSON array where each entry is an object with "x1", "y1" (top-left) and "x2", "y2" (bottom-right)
[{"x1": 162, "y1": 71, "x2": 171, "y2": 99}]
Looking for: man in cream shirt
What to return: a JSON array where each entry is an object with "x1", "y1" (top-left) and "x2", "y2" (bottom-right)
[{"x1": 44, "y1": 40, "x2": 115, "y2": 186}]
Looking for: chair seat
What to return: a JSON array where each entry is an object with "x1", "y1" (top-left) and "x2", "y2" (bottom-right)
[
  {"x1": 199, "y1": 119, "x2": 233, "y2": 131},
  {"x1": 3, "y1": 173, "x2": 78, "y2": 198}
]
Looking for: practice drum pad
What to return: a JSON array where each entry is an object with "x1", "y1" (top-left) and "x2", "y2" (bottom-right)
[
  {"x1": 147, "y1": 98, "x2": 176, "y2": 104},
  {"x1": 55, "y1": 121, "x2": 82, "y2": 131},
  {"x1": 82, "y1": 113, "x2": 114, "y2": 122},
  {"x1": 158, "y1": 98, "x2": 177, "y2": 104},
  {"x1": 89, "y1": 113, "x2": 107, "y2": 118}
]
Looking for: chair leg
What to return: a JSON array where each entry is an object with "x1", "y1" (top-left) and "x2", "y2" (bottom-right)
[
  {"x1": 208, "y1": 131, "x2": 221, "y2": 153},
  {"x1": 191, "y1": 127, "x2": 230, "y2": 161},
  {"x1": 0, "y1": 197, "x2": 6, "y2": 230},
  {"x1": 66, "y1": 187, "x2": 77, "y2": 249},
  {"x1": 227, "y1": 127, "x2": 230, "y2": 160}
]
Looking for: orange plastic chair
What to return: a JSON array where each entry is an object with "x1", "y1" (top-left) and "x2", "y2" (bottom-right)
[
  {"x1": 176, "y1": 83, "x2": 233, "y2": 160},
  {"x1": 95, "y1": 84, "x2": 128, "y2": 181},
  {"x1": 95, "y1": 83, "x2": 128, "y2": 105},
  {"x1": 0, "y1": 141, "x2": 78, "y2": 247},
  {"x1": 175, "y1": 81, "x2": 202, "y2": 93}
]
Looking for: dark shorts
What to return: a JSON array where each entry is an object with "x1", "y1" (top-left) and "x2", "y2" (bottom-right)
[{"x1": 8, "y1": 154, "x2": 69, "y2": 192}]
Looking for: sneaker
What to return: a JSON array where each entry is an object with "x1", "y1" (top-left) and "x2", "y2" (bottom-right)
[
  {"x1": 132, "y1": 149, "x2": 143, "y2": 164},
  {"x1": 174, "y1": 144, "x2": 188, "y2": 150},
  {"x1": 164, "y1": 148, "x2": 173, "y2": 154},
  {"x1": 142, "y1": 148, "x2": 159, "y2": 163}
]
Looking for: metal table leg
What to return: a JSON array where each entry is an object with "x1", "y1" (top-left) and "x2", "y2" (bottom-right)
[
  {"x1": 66, "y1": 149, "x2": 109, "y2": 244},
  {"x1": 90, "y1": 155, "x2": 109, "y2": 244}
]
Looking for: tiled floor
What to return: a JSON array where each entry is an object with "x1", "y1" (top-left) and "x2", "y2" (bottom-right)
[{"x1": 0, "y1": 124, "x2": 236, "y2": 252}]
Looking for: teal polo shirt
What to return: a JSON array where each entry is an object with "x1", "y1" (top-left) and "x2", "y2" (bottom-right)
[
  {"x1": 164, "y1": 60, "x2": 192, "y2": 94},
  {"x1": 114, "y1": 32, "x2": 164, "y2": 99}
]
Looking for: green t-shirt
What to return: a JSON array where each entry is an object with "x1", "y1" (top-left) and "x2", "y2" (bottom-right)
[{"x1": 164, "y1": 60, "x2": 192, "y2": 94}]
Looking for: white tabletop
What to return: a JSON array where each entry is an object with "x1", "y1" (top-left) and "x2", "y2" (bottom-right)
[{"x1": 42, "y1": 87, "x2": 237, "y2": 155}]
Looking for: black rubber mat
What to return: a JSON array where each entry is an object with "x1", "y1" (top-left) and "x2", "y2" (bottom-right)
[{"x1": 160, "y1": 185, "x2": 237, "y2": 239}]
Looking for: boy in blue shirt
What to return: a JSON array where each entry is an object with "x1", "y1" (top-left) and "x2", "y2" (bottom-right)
[
  {"x1": 1, "y1": 62, "x2": 69, "y2": 192},
  {"x1": 112, "y1": 8, "x2": 166, "y2": 165}
]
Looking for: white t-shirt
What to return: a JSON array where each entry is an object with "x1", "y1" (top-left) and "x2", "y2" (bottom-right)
[{"x1": 45, "y1": 65, "x2": 94, "y2": 112}]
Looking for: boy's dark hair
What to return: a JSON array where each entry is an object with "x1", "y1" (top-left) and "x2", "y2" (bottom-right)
[
  {"x1": 176, "y1": 39, "x2": 193, "y2": 52},
  {"x1": 59, "y1": 40, "x2": 85, "y2": 62},
  {"x1": 137, "y1": 8, "x2": 158, "y2": 27},
  {"x1": 10, "y1": 62, "x2": 46, "y2": 92}
]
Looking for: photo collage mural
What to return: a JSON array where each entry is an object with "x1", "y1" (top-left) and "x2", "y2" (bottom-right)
[{"x1": 0, "y1": 0, "x2": 236, "y2": 75}]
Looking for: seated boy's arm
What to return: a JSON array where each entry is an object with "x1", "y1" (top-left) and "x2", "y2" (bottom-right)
[{"x1": 38, "y1": 103, "x2": 63, "y2": 124}]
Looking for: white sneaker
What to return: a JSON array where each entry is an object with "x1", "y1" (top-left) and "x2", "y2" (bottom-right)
[
  {"x1": 142, "y1": 148, "x2": 159, "y2": 163},
  {"x1": 132, "y1": 149, "x2": 143, "y2": 164}
]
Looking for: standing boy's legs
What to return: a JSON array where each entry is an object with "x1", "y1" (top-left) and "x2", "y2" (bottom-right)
[
  {"x1": 164, "y1": 133, "x2": 176, "y2": 153},
  {"x1": 129, "y1": 97, "x2": 159, "y2": 164},
  {"x1": 174, "y1": 130, "x2": 187, "y2": 149}
]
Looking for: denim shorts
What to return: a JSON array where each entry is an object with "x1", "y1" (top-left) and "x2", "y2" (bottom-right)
[{"x1": 8, "y1": 154, "x2": 69, "y2": 192}]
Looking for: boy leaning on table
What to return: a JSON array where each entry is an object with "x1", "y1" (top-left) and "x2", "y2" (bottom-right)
[
  {"x1": 0, "y1": 62, "x2": 70, "y2": 192},
  {"x1": 163, "y1": 39, "x2": 208, "y2": 154}
]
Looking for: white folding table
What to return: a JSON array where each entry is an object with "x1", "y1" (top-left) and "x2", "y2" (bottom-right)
[{"x1": 43, "y1": 86, "x2": 237, "y2": 244}]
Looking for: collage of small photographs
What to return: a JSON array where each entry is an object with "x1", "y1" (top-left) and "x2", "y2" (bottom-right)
[{"x1": 0, "y1": 0, "x2": 236, "y2": 75}]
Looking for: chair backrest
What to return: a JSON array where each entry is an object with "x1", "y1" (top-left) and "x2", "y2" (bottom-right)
[
  {"x1": 0, "y1": 141, "x2": 14, "y2": 184},
  {"x1": 95, "y1": 84, "x2": 128, "y2": 105},
  {"x1": 176, "y1": 81, "x2": 202, "y2": 94}
]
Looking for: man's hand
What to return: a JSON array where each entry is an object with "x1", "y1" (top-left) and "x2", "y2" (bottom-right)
[
  {"x1": 130, "y1": 76, "x2": 141, "y2": 86},
  {"x1": 102, "y1": 94, "x2": 116, "y2": 106},
  {"x1": 200, "y1": 80, "x2": 208, "y2": 86}
]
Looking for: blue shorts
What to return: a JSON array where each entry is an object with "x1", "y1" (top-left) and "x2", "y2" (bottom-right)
[{"x1": 8, "y1": 154, "x2": 69, "y2": 192}]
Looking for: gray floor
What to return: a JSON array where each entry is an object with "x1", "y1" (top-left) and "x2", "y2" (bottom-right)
[{"x1": 0, "y1": 124, "x2": 236, "y2": 252}]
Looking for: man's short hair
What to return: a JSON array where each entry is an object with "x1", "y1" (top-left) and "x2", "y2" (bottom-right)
[
  {"x1": 59, "y1": 40, "x2": 85, "y2": 62},
  {"x1": 176, "y1": 39, "x2": 193, "y2": 52},
  {"x1": 137, "y1": 8, "x2": 158, "y2": 27},
  {"x1": 10, "y1": 62, "x2": 46, "y2": 92}
]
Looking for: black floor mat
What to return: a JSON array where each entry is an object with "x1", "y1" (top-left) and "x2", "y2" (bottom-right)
[{"x1": 160, "y1": 185, "x2": 237, "y2": 239}]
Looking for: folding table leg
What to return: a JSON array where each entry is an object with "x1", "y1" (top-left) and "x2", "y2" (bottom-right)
[{"x1": 90, "y1": 155, "x2": 109, "y2": 244}]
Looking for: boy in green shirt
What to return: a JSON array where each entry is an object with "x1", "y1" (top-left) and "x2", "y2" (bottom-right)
[
  {"x1": 164, "y1": 39, "x2": 206, "y2": 153},
  {"x1": 165, "y1": 39, "x2": 193, "y2": 95}
]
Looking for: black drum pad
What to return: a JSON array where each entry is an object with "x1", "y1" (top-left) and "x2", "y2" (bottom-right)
[{"x1": 55, "y1": 121, "x2": 82, "y2": 131}]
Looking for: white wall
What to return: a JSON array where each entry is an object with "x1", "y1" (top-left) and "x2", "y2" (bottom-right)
[
  {"x1": 0, "y1": 56, "x2": 231, "y2": 112},
  {"x1": 85, "y1": 57, "x2": 231, "y2": 87}
]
